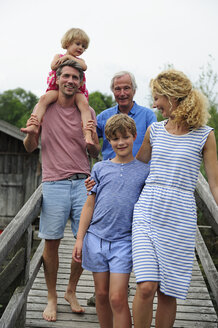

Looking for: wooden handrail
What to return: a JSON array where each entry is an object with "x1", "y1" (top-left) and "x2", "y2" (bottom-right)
[
  {"x1": 195, "y1": 172, "x2": 218, "y2": 234},
  {"x1": 0, "y1": 184, "x2": 42, "y2": 265},
  {"x1": 195, "y1": 227, "x2": 218, "y2": 305},
  {"x1": 0, "y1": 240, "x2": 44, "y2": 328},
  {"x1": 0, "y1": 184, "x2": 42, "y2": 328},
  {"x1": 195, "y1": 172, "x2": 218, "y2": 307}
]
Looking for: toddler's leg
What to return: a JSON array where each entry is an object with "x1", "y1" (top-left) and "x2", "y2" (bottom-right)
[
  {"x1": 21, "y1": 90, "x2": 58, "y2": 134},
  {"x1": 75, "y1": 93, "x2": 94, "y2": 145},
  {"x1": 109, "y1": 273, "x2": 132, "y2": 328},
  {"x1": 93, "y1": 272, "x2": 113, "y2": 328}
]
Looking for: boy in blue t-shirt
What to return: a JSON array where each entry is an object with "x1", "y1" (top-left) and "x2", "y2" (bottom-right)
[{"x1": 73, "y1": 114, "x2": 149, "y2": 328}]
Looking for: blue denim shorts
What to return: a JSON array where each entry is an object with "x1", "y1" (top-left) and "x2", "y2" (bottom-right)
[
  {"x1": 39, "y1": 179, "x2": 87, "y2": 240},
  {"x1": 82, "y1": 232, "x2": 132, "y2": 273}
]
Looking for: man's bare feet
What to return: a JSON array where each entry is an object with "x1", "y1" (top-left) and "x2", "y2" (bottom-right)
[
  {"x1": 20, "y1": 124, "x2": 39, "y2": 135},
  {"x1": 64, "y1": 291, "x2": 85, "y2": 313},
  {"x1": 43, "y1": 298, "x2": 57, "y2": 322}
]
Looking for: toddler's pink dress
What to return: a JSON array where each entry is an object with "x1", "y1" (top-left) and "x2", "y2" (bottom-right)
[{"x1": 46, "y1": 54, "x2": 89, "y2": 99}]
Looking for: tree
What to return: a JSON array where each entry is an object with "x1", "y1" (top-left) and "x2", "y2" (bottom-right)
[
  {"x1": 89, "y1": 91, "x2": 115, "y2": 116},
  {"x1": 195, "y1": 56, "x2": 218, "y2": 149},
  {"x1": 0, "y1": 88, "x2": 38, "y2": 128}
]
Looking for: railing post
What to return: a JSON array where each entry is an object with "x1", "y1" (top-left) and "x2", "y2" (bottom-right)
[{"x1": 16, "y1": 225, "x2": 32, "y2": 328}]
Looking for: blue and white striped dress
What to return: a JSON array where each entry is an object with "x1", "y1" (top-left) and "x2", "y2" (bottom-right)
[{"x1": 132, "y1": 121, "x2": 213, "y2": 299}]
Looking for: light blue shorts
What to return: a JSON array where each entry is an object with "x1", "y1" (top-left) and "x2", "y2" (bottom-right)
[
  {"x1": 82, "y1": 232, "x2": 132, "y2": 273},
  {"x1": 39, "y1": 179, "x2": 87, "y2": 240}
]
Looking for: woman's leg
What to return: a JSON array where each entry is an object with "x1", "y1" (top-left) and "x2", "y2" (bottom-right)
[
  {"x1": 155, "y1": 288, "x2": 177, "y2": 328},
  {"x1": 109, "y1": 273, "x2": 131, "y2": 328},
  {"x1": 93, "y1": 272, "x2": 113, "y2": 328},
  {"x1": 133, "y1": 281, "x2": 158, "y2": 328}
]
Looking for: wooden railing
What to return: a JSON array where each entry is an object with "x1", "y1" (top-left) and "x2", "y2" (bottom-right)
[
  {"x1": 0, "y1": 172, "x2": 217, "y2": 327},
  {"x1": 0, "y1": 185, "x2": 42, "y2": 328},
  {"x1": 195, "y1": 172, "x2": 218, "y2": 306}
]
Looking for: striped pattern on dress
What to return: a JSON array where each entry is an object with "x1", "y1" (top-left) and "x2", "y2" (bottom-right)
[{"x1": 132, "y1": 121, "x2": 213, "y2": 299}]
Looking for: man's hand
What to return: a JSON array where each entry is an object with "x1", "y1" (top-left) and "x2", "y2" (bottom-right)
[
  {"x1": 84, "y1": 120, "x2": 101, "y2": 158},
  {"x1": 85, "y1": 177, "x2": 96, "y2": 195}
]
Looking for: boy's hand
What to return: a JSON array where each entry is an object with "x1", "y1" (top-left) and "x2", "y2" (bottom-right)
[
  {"x1": 72, "y1": 239, "x2": 83, "y2": 263},
  {"x1": 85, "y1": 177, "x2": 96, "y2": 194}
]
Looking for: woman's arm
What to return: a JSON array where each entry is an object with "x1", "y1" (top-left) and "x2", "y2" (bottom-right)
[
  {"x1": 72, "y1": 194, "x2": 95, "y2": 262},
  {"x1": 203, "y1": 131, "x2": 218, "y2": 205},
  {"x1": 136, "y1": 126, "x2": 152, "y2": 163}
]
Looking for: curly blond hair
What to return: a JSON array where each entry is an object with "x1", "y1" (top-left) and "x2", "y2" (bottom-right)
[
  {"x1": 105, "y1": 114, "x2": 136, "y2": 140},
  {"x1": 61, "y1": 28, "x2": 90, "y2": 49},
  {"x1": 150, "y1": 69, "x2": 210, "y2": 128}
]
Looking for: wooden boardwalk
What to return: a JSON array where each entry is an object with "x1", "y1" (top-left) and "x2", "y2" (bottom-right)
[{"x1": 26, "y1": 224, "x2": 218, "y2": 328}]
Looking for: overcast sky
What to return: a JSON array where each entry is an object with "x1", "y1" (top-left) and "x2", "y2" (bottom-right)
[{"x1": 0, "y1": 0, "x2": 217, "y2": 107}]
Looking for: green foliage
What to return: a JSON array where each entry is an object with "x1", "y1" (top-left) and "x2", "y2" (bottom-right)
[
  {"x1": 196, "y1": 55, "x2": 218, "y2": 107},
  {"x1": 195, "y1": 56, "x2": 218, "y2": 155},
  {"x1": 89, "y1": 91, "x2": 115, "y2": 116},
  {"x1": 0, "y1": 88, "x2": 38, "y2": 128}
]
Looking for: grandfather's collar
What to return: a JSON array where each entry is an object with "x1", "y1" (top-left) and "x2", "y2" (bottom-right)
[{"x1": 116, "y1": 101, "x2": 137, "y2": 116}]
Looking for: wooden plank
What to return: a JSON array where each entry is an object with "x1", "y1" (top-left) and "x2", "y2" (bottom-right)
[
  {"x1": 0, "y1": 247, "x2": 25, "y2": 295},
  {"x1": 0, "y1": 184, "x2": 42, "y2": 266},
  {"x1": 195, "y1": 172, "x2": 218, "y2": 234},
  {"x1": 25, "y1": 223, "x2": 218, "y2": 328},
  {"x1": 0, "y1": 238, "x2": 44, "y2": 328},
  {"x1": 195, "y1": 226, "x2": 218, "y2": 305}
]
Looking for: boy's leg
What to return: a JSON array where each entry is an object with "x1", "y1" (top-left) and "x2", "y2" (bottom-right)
[
  {"x1": 109, "y1": 273, "x2": 131, "y2": 328},
  {"x1": 21, "y1": 90, "x2": 58, "y2": 134},
  {"x1": 132, "y1": 281, "x2": 158, "y2": 328},
  {"x1": 42, "y1": 239, "x2": 60, "y2": 322},
  {"x1": 93, "y1": 272, "x2": 113, "y2": 328},
  {"x1": 75, "y1": 93, "x2": 94, "y2": 145}
]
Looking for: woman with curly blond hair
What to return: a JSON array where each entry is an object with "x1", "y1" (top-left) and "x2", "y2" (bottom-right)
[{"x1": 132, "y1": 69, "x2": 218, "y2": 328}]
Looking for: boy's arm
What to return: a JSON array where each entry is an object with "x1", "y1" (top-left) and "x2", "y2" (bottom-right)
[{"x1": 72, "y1": 194, "x2": 95, "y2": 262}]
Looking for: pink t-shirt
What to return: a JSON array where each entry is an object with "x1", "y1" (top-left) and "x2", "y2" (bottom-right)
[{"x1": 40, "y1": 102, "x2": 96, "y2": 182}]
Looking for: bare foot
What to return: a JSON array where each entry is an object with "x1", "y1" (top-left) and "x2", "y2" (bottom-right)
[
  {"x1": 43, "y1": 298, "x2": 57, "y2": 322},
  {"x1": 64, "y1": 291, "x2": 85, "y2": 313},
  {"x1": 20, "y1": 124, "x2": 39, "y2": 135}
]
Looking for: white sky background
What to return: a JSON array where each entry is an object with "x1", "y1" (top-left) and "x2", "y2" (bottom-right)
[{"x1": 0, "y1": 0, "x2": 217, "y2": 108}]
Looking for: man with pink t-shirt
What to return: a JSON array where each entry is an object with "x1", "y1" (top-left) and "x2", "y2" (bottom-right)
[{"x1": 23, "y1": 60, "x2": 100, "y2": 322}]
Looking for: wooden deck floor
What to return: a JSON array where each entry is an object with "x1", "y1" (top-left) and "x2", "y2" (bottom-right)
[{"x1": 26, "y1": 225, "x2": 218, "y2": 327}]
